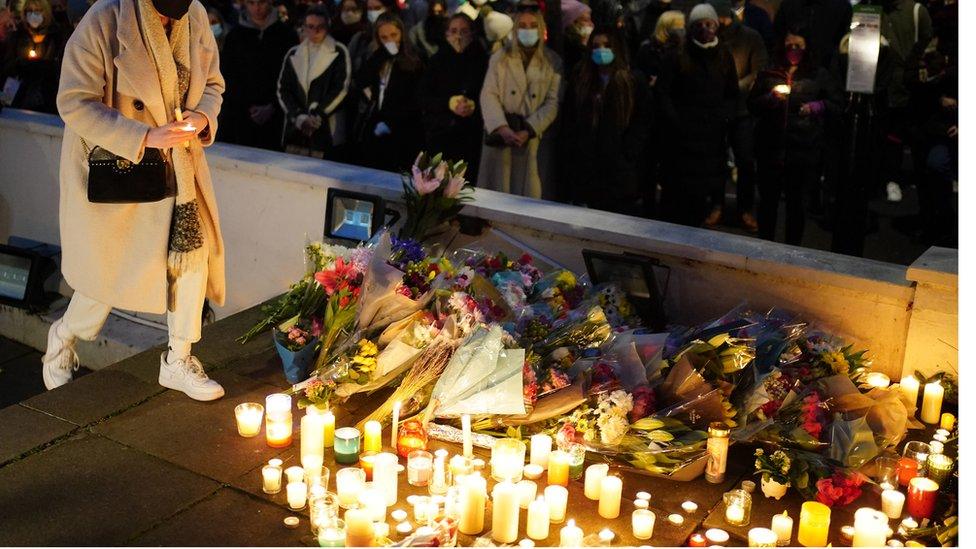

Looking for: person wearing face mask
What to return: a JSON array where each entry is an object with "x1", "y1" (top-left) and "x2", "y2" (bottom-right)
[
  {"x1": 561, "y1": 28, "x2": 650, "y2": 214},
  {"x1": 277, "y1": 6, "x2": 351, "y2": 159},
  {"x1": 635, "y1": 10, "x2": 682, "y2": 87},
  {"x1": 655, "y1": 3, "x2": 738, "y2": 227},
  {"x1": 332, "y1": 0, "x2": 367, "y2": 44},
  {"x1": 347, "y1": 0, "x2": 398, "y2": 74},
  {"x1": 773, "y1": 0, "x2": 851, "y2": 71},
  {"x1": 51, "y1": 0, "x2": 229, "y2": 400},
  {"x1": 559, "y1": 0, "x2": 592, "y2": 74},
  {"x1": 408, "y1": 0, "x2": 447, "y2": 60},
  {"x1": 478, "y1": 1, "x2": 561, "y2": 199},
  {"x1": 219, "y1": 0, "x2": 299, "y2": 150},
  {"x1": 352, "y1": 12, "x2": 424, "y2": 170},
  {"x1": 418, "y1": 13, "x2": 488, "y2": 180},
  {"x1": 208, "y1": 7, "x2": 228, "y2": 50},
  {"x1": 748, "y1": 28, "x2": 841, "y2": 244},
  {"x1": 0, "y1": 0, "x2": 66, "y2": 113}
]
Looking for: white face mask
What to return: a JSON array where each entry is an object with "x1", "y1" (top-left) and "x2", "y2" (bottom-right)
[
  {"x1": 578, "y1": 23, "x2": 593, "y2": 39},
  {"x1": 383, "y1": 40, "x2": 399, "y2": 55},
  {"x1": 692, "y1": 37, "x2": 719, "y2": 48},
  {"x1": 26, "y1": 11, "x2": 44, "y2": 29},
  {"x1": 341, "y1": 10, "x2": 362, "y2": 24},
  {"x1": 517, "y1": 28, "x2": 539, "y2": 47},
  {"x1": 367, "y1": 8, "x2": 384, "y2": 23}
]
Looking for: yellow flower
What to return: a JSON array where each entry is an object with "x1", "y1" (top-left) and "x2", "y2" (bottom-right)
[
  {"x1": 555, "y1": 271, "x2": 576, "y2": 288},
  {"x1": 823, "y1": 351, "x2": 849, "y2": 374},
  {"x1": 358, "y1": 339, "x2": 379, "y2": 357}
]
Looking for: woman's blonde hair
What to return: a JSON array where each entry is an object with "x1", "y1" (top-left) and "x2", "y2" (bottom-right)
[
  {"x1": 653, "y1": 10, "x2": 684, "y2": 44},
  {"x1": 21, "y1": 0, "x2": 53, "y2": 28},
  {"x1": 507, "y1": 2, "x2": 547, "y2": 59}
]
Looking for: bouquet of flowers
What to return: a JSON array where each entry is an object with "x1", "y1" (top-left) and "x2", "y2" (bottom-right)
[
  {"x1": 399, "y1": 152, "x2": 473, "y2": 243},
  {"x1": 309, "y1": 254, "x2": 366, "y2": 372}
]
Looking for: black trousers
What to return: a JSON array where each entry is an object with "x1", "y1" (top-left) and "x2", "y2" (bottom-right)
[
  {"x1": 757, "y1": 151, "x2": 821, "y2": 245},
  {"x1": 710, "y1": 116, "x2": 758, "y2": 213}
]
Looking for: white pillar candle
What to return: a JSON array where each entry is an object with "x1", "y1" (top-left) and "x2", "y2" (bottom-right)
[
  {"x1": 882, "y1": 490, "x2": 906, "y2": 519},
  {"x1": 517, "y1": 480, "x2": 538, "y2": 509},
  {"x1": 598, "y1": 528, "x2": 614, "y2": 546},
  {"x1": 559, "y1": 519, "x2": 584, "y2": 547},
  {"x1": 287, "y1": 481, "x2": 308, "y2": 510},
  {"x1": 530, "y1": 434, "x2": 552, "y2": 469},
  {"x1": 262, "y1": 464, "x2": 283, "y2": 494},
  {"x1": 748, "y1": 527, "x2": 778, "y2": 547},
  {"x1": 527, "y1": 496, "x2": 550, "y2": 540},
  {"x1": 372, "y1": 452, "x2": 401, "y2": 506},
  {"x1": 921, "y1": 383, "x2": 944, "y2": 424},
  {"x1": 391, "y1": 401, "x2": 401, "y2": 449},
  {"x1": 285, "y1": 466, "x2": 305, "y2": 484},
  {"x1": 899, "y1": 376, "x2": 920, "y2": 412},
  {"x1": 598, "y1": 476, "x2": 623, "y2": 519},
  {"x1": 461, "y1": 414, "x2": 473, "y2": 458},
  {"x1": 301, "y1": 412, "x2": 326, "y2": 471},
  {"x1": 491, "y1": 481, "x2": 521, "y2": 544},
  {"x1": 632, "y1": 509, "x2": 655, "y2": 540},
  {"x1": 853, "y1": 508, "x2": 889, "y2": 547},
  {"x1": 358, "y1": 483, "x2": 388, "y2": 522},
  {"x1": 771, "y1": 511, "x2": 793, "y2": 546},
  {"x1": 545, "y1": 484, "x2": 569, "y2": 523},
  {"x1": 429, "y1": 455, "x2": 448, "y2": 495},
  {"x1": 458, "y1": 473, "x2": 487, "y2": 535},
  {"x1": 584, "y1": 463, "x2": 609, "y2": 500}
]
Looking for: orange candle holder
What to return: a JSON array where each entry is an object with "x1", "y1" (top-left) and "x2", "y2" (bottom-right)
[{"x1": 397, "y1": 420, "x2": 428, "y2": 458}]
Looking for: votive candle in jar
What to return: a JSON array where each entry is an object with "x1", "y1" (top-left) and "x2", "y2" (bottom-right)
[
  {"x1": 705, "y1": 422, "x2": 731, "y2": 484},
  {"x1": 408, "y1": 450, "x2": 433, "y2": 487},
  {"x1": 265, "y1": 393, "x2": 293, "y2": 448},
  {"x1": 491, "y1": 438, "x2": 527, "y2": 483},
  {"x1": 749, "y1": 527, "x2": 778, "y2": 547},
  {"x1": 336, "y1": 467, "x2": 367, "y2": 509},
  {"x1": 797, "y1": 501, "x2": 830, "y2": 547},
  {"x1": 548, "y1": 450, "x2": 570, "y2": 486},
  {"x1": 235, "y1": 403, "x2": 264, "y2": 437},
  {"x1": 359, "y1": 450, "x2": 378, "y2": 481},
  {"x1": 598, "y1": 475, "x2": 623, "y2": 519},
  {"x1": 901, "y1": 442, "x2": 931, "y2": 485},
  {"x1": 584, "y1": 463, "x2": 609, "y2": 500},
  {"x1": 363, "y1": 420, "x2": 382, "y2": 453},
  {"x1": 358, "y1": 483, "x2": 387, "y2": 523},
  {"x1": 632, "y1": 509, "x2": 655, "y2": 540},
  {"x1": 287, "y1": 481, "x2": 308, "y2": 510},
  {"x1": 344, "y1": 508, "x2": 375, "y2": 547},
  {"x1": 906, "y1": 477, "x2": 939, "y2": 519},
  {"x1": 898, "y1": 457, "x2": 921, "y2": 487},
  {"x1": 545, "y1": 484, "x2": 569, "y2": 523},
  {"x1": 318, "y1": 519, "x2": 345, "y2": 547},
  {"x1": 517, "y1": 480, "x2": 538, "y2": 509},
  {"x1": 771, "y1": 511, "x2": 793, "y2": 546},
  {"x1": 285, "y1": 465, "x2": 305, "y2": 484},
  {"x1": 396, "y1": 420, "x2": 429, "y2": 459},
  {"x1": 334, "y1": 427, "x2": 361, "y2": 465},
  {"x1": 559, "y1": 519, "x2": 583, "y2": 547},
  {"x1": 920, "y1": 382, "x2": 944, "y2": 424},
  {"x1": 882, "y1": 489, "x2": 906, "y2": 519},
  {"x1": 429, "y1": 455, "x2": 448, "y2": 496},
  {"x1": 688, "y1": 533, "x2": 707, "y2": 547},
  {"x1": 926, "y1": 454, "x2": 954, "y2": 486},
  {"x1": 262, "y1": 462, "x2": 283, "y2": 494},
  {"x1": 724, "y1": 489, "x2": 751, "y2": 527},
  {"x1": 530, "y1": 433, "x2": 552, "y2": 469},
  {"x1": 567, "y1": 444, "x2": 585, "y2": 480},
  {"x1": 853, "y1": 507, "x2": 888, "y2": 547}
]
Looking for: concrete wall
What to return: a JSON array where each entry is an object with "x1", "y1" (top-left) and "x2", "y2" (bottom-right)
[{"x1": 0, "y1": 109, "x2": 957, "y2": 378}]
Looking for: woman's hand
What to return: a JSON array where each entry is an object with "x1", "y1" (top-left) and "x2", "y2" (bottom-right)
[
  {"x1": 182, "y1": 110, "x2": 209, "y2": 134},
  {"x1": 513, "y1": 130, "x2": 529, "y2": 147},
  {"x1": 144, "y1": 121, "x2": 199, "y2": 149},
  {"x1": 495, "y1": 125, "x2": 520, "y2": 146}
]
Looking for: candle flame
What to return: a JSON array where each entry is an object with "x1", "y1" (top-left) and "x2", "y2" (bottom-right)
[{"x1": 28, "y1": 48, "x2": 37, "y2": 59}]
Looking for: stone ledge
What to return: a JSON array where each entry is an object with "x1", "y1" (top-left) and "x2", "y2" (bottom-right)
[{"x1": 906, "y1": 246, "x2": 958, "y2": 289}]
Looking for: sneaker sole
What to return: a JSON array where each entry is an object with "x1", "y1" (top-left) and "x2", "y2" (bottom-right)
[
  {"x1": 158, "y1": 375, "x2": 225, "y2": 401},
  {"x1": 42, "y1": 321, "x2": 73, "y2": 390}
]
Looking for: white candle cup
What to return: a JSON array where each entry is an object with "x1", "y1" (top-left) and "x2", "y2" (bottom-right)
[
  {"x1": 771, "y1": 512, "x2": 794, "y2": 546},
  {"x1": 358, "y1": 483, "x2": 388, "y2": 523},
  {"x1": 408, "y1": 450, "x2": 434, "y2": 487},
  {"x1": 517, "y1": 480, "x2": 538, "y2": 509},
  {"x1": 491, "y1": 481, "x2": 520, "y2": 544},
  {"x1": 706, "y1": 528, "x2": 731, "y2": 545},
  {"x1": 530, "y1": 433, "x2": 552, "y2": 469},
  {"x1": 336, "y1": 467, "x2": 366, "y2": 509},
  {"x1": 301, "y1": 412, "x2": 326, "y2": 471},
  {"x1": 865, "y1": 372, "x2": 891, "y2": 389},
  {"x1": 559, "y1": 519, "x2": 584, "y2": 547},
  {"x1": 524, "y1": 464, "x2": 544, "y2": 480},
  {"x1": 285, "y1": 466, "x2": 306, "y2": 485},
  {"x1": 634, "y1": 499, "x2": 649, "y2": 510},
  {"x1": 632, "y1": 509, "x2": 655, "y2": 540},
  {"x1": 491, "y1": 438, "x2": 526, "y2": 483},
  {"x1": 598, "y1": 528, "x2": 614, "y2": 546},
  {"x1": 527, "y1": 496, "x2": 550, "y2": 540},
  {"x1": 853, "y1": 507, "x2": 889, "y2": 547},
  {"x1": 748, "y1": 527, "x2": 778, "y2": 547},
  {"x1": 287, "y1": 481, "x2": 308, "y2": 510},
  {"x1": 235, "y1": 403, "x2": 264, "y2": 437},
  {"x1": 920, "y1": 382, "x2": 944, "y2": 424},
  {"x1": 262, "y1": 463, "x2": 283, "y2": 494},
  {"x1": 545, "y1": 484, "x2": 569, "y2": 523},
  {"x1": 598, "y1": 475, "x2": 623, "y2": 519},
  {"x1": 882, "y1": 489, "x2": 906, "y2": 519},
  {"x1": 584, "y1": 463, "x2": 609, "y2": 500}
]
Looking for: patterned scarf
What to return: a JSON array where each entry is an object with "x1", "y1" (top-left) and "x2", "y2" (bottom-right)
[{"x1": 136, "y1": 0, "x2": 206, "y2": 303}]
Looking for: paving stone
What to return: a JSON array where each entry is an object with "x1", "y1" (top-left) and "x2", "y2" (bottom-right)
[
  {"x1": 103, "y1": 346, "x2": 168, "y2": 386},
  {"x1": 22, "y1": 368, "x2": 163, "y2": 426},
  {"x1": 0, "y1": 351, "x2": 95, "y2": 409},
  {"x1": 194, "y1": 302, "x2": 277, "y2": 371},
  {"x1": 228, "y1": 349, "x2": 288, "y2": 390},
  {"x1": 94, "y1": 370, "x2": 291, "y2": 483},
  {"x1": 0, "y1": 337, "x2": 33, "y2": 363},
  {"x1": 0, "y1": 404, "x2": 76, "y2": 465},
  {"x1": 0, "y1": 433, "x2": 219, "y2": 546},
  {"x1": 130, "y1": 487, "x2": 310, "y2": 547}
]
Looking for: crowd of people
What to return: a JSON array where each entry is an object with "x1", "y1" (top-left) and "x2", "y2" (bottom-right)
[{"x1": 0, "y1": 0, "x2": 959, "y2": 248}]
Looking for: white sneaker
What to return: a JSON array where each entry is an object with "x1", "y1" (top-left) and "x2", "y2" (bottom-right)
[
  {"x1": 158, "y1": 353, "x2": 225, "y2": 401},
  {"x1": 42, "y1": 319, "x2": 79, "y2": 390},
  {"x1": 886, "y1": 182, "x2": 903, "y2": 202}
]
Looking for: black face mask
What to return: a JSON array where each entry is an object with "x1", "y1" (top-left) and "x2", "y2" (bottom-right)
[{"x1": 153, "y1": 0, "x2": 193, "y2": 19}]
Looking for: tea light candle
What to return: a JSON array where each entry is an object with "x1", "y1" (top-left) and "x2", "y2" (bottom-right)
[
  {"x1": 748, "y1": 527, "x2": 778, "y2": 547},
  {"x1": 940, "y1": 413, "x2": 955, "y2": 431},
  {"x1": 334, "y1": 427, "x2": 362, "y2": 465},
  {"x1": 287, "y1": 481, "x2": 307, "y2": 510},
  {"x1": 524, "y1": 464, "x2": 544, "y2": 480},
  {"x1": 930, "y1": 441, "x2": 945, "y2": 454},
  {"x1": 527, "y1": 496, "x2": 550, "y2": 540},
  {"x1": 559, "y1": 519, "x2": 584, "y2": 547},
  {"x1": 363, "y1": 420, "x2": 382, "y2": 453},
  {"x1": 598, "y1": 528, "x2": 614, "y2": 546},
  {"x1": 517, "y1": 480, "x2": 538, "y2": 509},
  {"x1": 797, "y1": 501, "x2": 831, "y2": 547},
  {"x1": 636, "y1": 491, "x2": 651, "y2": 501},
  {"x1": 408, "y1": 450, "x2": 433, "y2": 487},
  {"x1": 933, "y1": 433, "x2": 948, "y2": 443},
  {"x1": 634, "y1": 499, "x2": 649, "y2": 510},
  {"x1": 632, "y1": 509, "x2": 655, "y2": 540},
  {"x1": 461, "y1": 414, "x2": 473, "y2": 458},
  {"x1": 771, "y1": 511, "x2": 793, "y2": 546},
  {"x1": 265, "y1": 393, "x2": 293, "y2": 448},
  {"x1": 458, "y1": 473, "x2": 487, "y2": 535},
  {"x1": 882, "y1": 489, "x2": 906, "y2": 519},
  {"x1": 706, "y1": 528, "x2": 730, "y2": 545},
  {"x1": 927, "y1": 454, "x2": 953, "y2": 485},
  {"x1": 584, "y1": 463, "x2": 609, "y2": 500},
  {"x1": 491, "y1": 481, "x2": 520, "y2": 543},
  {"x1": 545, "y1": 484, "x2": 569, "y2": 523},
  {"x1": 318, "y1": 523, "x2": 345, "y2": 547},
  {"x1": 865, "y1": 372, "x2": 891, "y2": 389},
  {"x1": 598, "y1": 475, "x2": 623, "y2": 519},
  {"x1": 344, "y1": 508, "x2": 375, "y2": 547},
  {"x1": 839, "y1": 525, "x2": 855, "y2": 545},
  {"x1": 726, "y1": 503, "x2": 745, "y2": 525},
  {"x1": 668, "y1": 514, "x2": 684, "y2": 526},
  {"x1": 235, "y1": 403, "x2": 264, "y2": 437},
  {"x1": 520, "y1": 539, "x2": 535, "y2": 548},
  {"x1": 689, "y1": 533, "x2": 707, "y2": 547},
  {"x1": 391, "y1": 401, "x2": 401, "y2": 449},
  {"x1": 682, "y1": 501, "x2": 699, "y2": 513},
  {"x1": 395, "y1": 522, "x2": 412, "y2": 536},
  {"x1": 491, "y1": 438, "x2": 526, "y2": 483},
  {"x1": 920, "y1": 382, "x2": 944, "y2": 424},
  {"x1": 530, "y1": 433, "x2": 552, "y2": 468},
  {"x1": 907, "y1": 477, "x2": 939, "y2": 519},
  {"x1": 285, "y1": 466, "x2": 305, "y2": 484},
  {"x1": 301, "y1": 412, "x2": 326, "y2": 471},
  {"x1": 548, "y1": 450, "x2": 570, "y2": 486},
  {"x1": 262, "y1": 463, "x2": 283, "y2": 494},
  {"x1": 853, "y1": 508, "x2": 888, "y2": 547}
]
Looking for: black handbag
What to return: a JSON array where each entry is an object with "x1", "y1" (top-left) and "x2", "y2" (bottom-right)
[
  {"x1": 484, "y1": 112, "x2": 529, "y2": 148},
  {"x1": 84, "y1": 138, "x2": 176, "y2": 204}
]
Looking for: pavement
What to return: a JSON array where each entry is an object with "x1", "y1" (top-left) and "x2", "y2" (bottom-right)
[{"x1": 0, "y1": 303, "x2": 955, "y2": 547}]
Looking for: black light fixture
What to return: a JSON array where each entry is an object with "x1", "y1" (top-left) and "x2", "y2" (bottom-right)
[
  {"x1": 0, "y1": 237, "x2": 60, "y2": 311},
  {"x1": 581, "y1": 249, "x2": 668, "y2": 331},
  {"x1": 325, "y1": 188, "x2": 400, "y2": 243}
]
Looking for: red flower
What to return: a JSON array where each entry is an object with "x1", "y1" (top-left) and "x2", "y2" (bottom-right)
[
  {"x1": 314, "y1": 258, "x2": 358, "y2": 296},
  {"x1": 339, "y1": 295, "x2": 350, "y2": 308},
  {"x1": 815, "y1": 471, "x2": 866, "y2": 507},
  {"x1": 519, "y1": 253, "x2": 533, "y2": 266}
]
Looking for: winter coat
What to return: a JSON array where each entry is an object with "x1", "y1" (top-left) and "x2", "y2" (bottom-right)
[
  {"x1": 277, "y1": 36, "x2": 352, "y2": 152},
  {"x1": 742, "y1": 1, "x2": 774, "y2": 53},
  {"x1": 634, "y1": 37, "x2": 679, "y2": 86},
  {"x1": 1, "y1": 24, "x2": 67, "y2": 114},
  {"x1": 477, "y1": 45, "x2": 563, "y2": 199},
  {"x1": 774, "y1": 0, "x2": 852, "y2": 70},
  {"x1": 55, "y1": 0, "x2": 226, "y2": 313},
  {"x1": 354, "y1": 48, "x2": 425, "y2": 171},
  {"x1": 656, "y1": 42, "x2": 738, "y2": 182},
  {"x1": 880, "y1": 0, "x2": 932, "y2": 109},
  {"x1": 718, "y1": 21, "x2": 767, "y2": 116},
  {"x1": 218, "y1": 12, "x2": 298, "y2": 150},
  {"x1": 408, "y1": 17, "x2": 445, "y2": 60}
]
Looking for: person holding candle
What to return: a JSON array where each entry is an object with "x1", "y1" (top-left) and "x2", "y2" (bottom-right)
[{"x1": 1, "y1": 0, "x2": 67, "y2": 114}]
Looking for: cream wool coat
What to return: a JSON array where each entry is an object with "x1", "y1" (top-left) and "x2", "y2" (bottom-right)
[
  {"x1": 476, "y1": 45, "x2": 562, "y2": 199},
  {"x1": 56, "y1": 0, "x2": 226, "y2": 314}
]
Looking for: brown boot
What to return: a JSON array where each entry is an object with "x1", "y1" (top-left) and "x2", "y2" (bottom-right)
[
  {"x1": 741, "y1": 212, "x2": 759, "y2": 233},
  {"x1": 704, "y1": 207, "x2": 723, "y2": 228}
]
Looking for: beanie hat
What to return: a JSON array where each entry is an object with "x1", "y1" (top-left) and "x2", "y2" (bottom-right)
[
  {"x1": 484, "y1": 10, "x2": 514, "y2": 42},
  {"x1": 688, "y1": 3, "x2": 718, "y2": 25},
  {"x1": 706, "y1": 0, "x2": 732, "y2": 18},
  {"x1": 561, "y1": 0, "x2": 591, "y2": 30}
]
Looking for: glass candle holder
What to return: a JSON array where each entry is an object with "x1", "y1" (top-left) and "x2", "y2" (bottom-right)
[
  {"x1": 491, "y1": 438, "x2": 527, "y2": 483},
  {"x1": 235, "y1": 403, "x2": 264, "y2": 437},
  {"x1": 397, "y1": 420, "x2": 429, "y2": 458},
  {"x1": 749, "y1": 527, "x2": 778, "y2": 547},
  {"x1": 371, "y1": 452, "x2": 402, "y2": 507},
  {"x1": 547, "y1": 450, "x2": 570, "y2": 487},
  {"x1": 723, "y1": 489, "x2": 751, "y2": 527},
  {"x1": 317, "y1": 519, "x2": 345, "y2": 547},
  {"x1": 310, "y1": 491, "x2": 340, "y2": 535},
  {"x1": 336, "y1": 467, "x2": 366, "y2": 509},
  {"x1": 334, "y1": 427, "x2": 362, "y2": 465},
  {"x1": 358, "y1": 482, "x2": 388, "y2": 522},
  {"x1": 287, "y1": 481, "x2": 308, "y2": 510},
  {"x1": 285, "y1": 465, "x2": 305, "y2": 485},
  {"x1": 874, "y1": 456, "x2": 900, "y2": 490},
  {"x1": 359, "y1": 451, "x2": 378, "y2": 481},
  {"x1": 265, "y1": 393, "x2": 293, "y2": 448},
  {"x1": 567, "y1": 443, "x2": 586, "y2": 480},
  {"x1": 307, "y1": 466, "x2": 331, "y2": 495},
  {"x1": 926, "y1": 454, "x2": 954, "y2": 486},
  {"x1": 262, "y1": 462, "x2": 283, "y2": 494},
  {"x1": 408, "y1": 450, "x2": 434, "y2": 487},
  {"x1": 632, "y1": 509, "x2": 655, "y2": 540},
  {"x1": 900, "y1": 442, "x2": 931, "y2": 486},
  {"x1": 907, "y1": 477, "x2": 939, "y2": 519}
]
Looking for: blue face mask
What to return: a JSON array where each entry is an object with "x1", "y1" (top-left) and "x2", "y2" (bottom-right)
[
  {"x1": 517, "y1": 28, "x2": 539, "y2": 47},
  {"x1": 591, "y1": 47, "x2": 614, "y2": 66},
  {"x1": 211, "y1": 23, "x2": 224, "y2": 37}
]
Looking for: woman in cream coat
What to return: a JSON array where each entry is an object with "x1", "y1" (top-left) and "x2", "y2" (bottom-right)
[
  {"x1": 476, "y1": 2, "x2": 561, "y2": 199},
  {"x1": 43, "y1": 0, "x2": 227, "y2": 400}
]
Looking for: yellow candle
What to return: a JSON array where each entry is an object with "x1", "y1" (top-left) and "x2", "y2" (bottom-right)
[
  {"x1": 323, "y1": 410, "x2": 335, "y2": 448},
  {"x1": 584, "y1": 463, "x2": 609, "y2": 500},
  {"x1": 527, "y1": 496, "x2": 550, "y2": 540},
  {"x1": 940, "y1": 413, "x2": 955, "y2": 431},
  {"x1": 234, "y1": 403, "x2": 264, "y2": 437},
  {"x1": 301, "y1": 412, "x2": 326, "y2": 471},
  {"x1": 548, "y1": 450, "x2": 570, "y2": 486},
  {"x1": 900, "y1": 376, "x2": 920, "y2": 412},
  {"x1": 598, "y1": 475, "x2": 623, "y2": 519},
  {"x1": 344, "y1": 508, "x2": 376, "y2": 547},
  {"x1": 797, "y1": 501, "x2": 830, "y2": 547},
  {"x1": 921, "y1": 382, "x2": 944, "y2": 424},
  {"x1": 364, "y1": 420, "x2": 383, "y2": 453}
]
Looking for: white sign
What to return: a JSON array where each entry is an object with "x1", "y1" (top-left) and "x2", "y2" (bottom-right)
[{"x1": 846, "y1": 5, "x2": 882, "y2": 94}]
